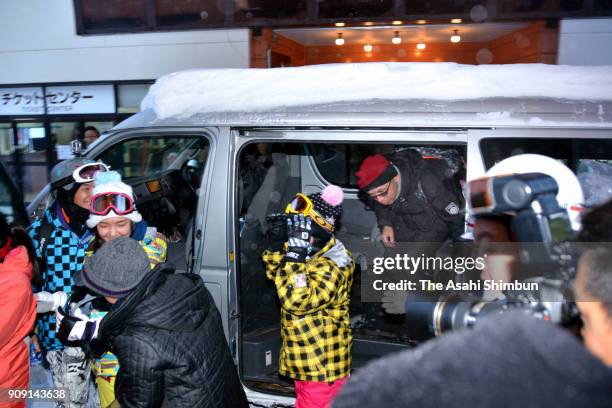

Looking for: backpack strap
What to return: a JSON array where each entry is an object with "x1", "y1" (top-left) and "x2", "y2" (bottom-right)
[{"x1": 37, "y1": 214, "x2": 55, "y2": 260}]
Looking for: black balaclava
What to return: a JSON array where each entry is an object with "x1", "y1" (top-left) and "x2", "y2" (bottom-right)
[{"x1": 56, "y1": 183, "x2": 91, "y2": 237}]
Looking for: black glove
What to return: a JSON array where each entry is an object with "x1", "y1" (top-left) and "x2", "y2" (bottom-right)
[
  {"x1": 56, "y1": 306, "x2": 100, "y2": 347},
  {"x1": 265, "y1": 213, "x2": 288, "y2": 251},
  {"x1": 284, "y1": 214, "x2": 312, "y2": 263}
]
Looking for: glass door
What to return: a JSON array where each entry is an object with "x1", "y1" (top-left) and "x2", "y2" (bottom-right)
[
  {"x1": 16, "y1": 122, "x2": 49, "y2": 204},
  {"x1": 0, "y1": 123, "x2": 17, "y2": 183}
]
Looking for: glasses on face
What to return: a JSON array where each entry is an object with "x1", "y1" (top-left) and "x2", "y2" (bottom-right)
[
  {"x1": 90, "y1": 192, "x2": 134, "y2": 216},
  {"x1": 368, "y1": 182, "x2": 392, "y2": 200}
]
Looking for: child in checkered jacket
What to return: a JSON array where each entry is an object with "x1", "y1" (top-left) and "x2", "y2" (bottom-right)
[{"x1": 262, "y1": 185, "x2": 355, "y2": 408}]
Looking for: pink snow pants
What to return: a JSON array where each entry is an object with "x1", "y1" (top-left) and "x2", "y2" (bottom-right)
[{"x1": 294, "y1": 376, "x2": 348, "y2": 408}]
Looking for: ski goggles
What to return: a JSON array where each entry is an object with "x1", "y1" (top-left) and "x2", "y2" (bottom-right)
[
  {"x1": 73, "y1": 162, "x2": 110, "y2": 183},
  {"x1": 90, "y1": 192, "x2": 135, "y2": 216},
  {"x1": 285, "y1": 193, "x2": 334, "y2": 232},
  {"x1": 51, "y1": 162, "x2": 110, "y2": 190}
]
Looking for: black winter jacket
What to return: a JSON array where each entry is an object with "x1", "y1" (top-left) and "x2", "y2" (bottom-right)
[
  {"x1": 372, "y1": 152, "x2": 464, "y2": 244},
  {"x1": 96, "y1": 265, "x2": 249, "y2": 408},
  {"x1": 333, "y1": 313, "x2": 612, "y2": 408}
]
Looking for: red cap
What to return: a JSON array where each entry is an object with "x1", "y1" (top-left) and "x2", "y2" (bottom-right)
[{"x1": 356, "y1": 154, "x2": 396, "y2": 190}]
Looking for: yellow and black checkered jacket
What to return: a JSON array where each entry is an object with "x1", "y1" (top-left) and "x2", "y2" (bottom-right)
[{"x1": 262, "y1": 236, "x2": 354, "y2": 382}]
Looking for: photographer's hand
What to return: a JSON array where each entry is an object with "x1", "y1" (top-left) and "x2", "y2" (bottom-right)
[{"x1": 285, "y1": 214, "x2": 312, "y2": 263}]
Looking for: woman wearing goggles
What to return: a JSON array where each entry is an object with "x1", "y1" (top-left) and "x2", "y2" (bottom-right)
[
  {"x1": 86, "y1": 172, "x2": 146, "y2": 244},
  {"x1": 80, "y1": 170, "x2": 168, "y2": 408}
]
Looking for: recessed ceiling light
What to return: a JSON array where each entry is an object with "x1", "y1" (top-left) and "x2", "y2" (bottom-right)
[
  {"x1": 416, "y1": 42, "x2": 426, "y2": 50},
  {"x1": 451, "y1": 18, "x2": 462, "y2": 24},
  {"x1": 450, "y1": 29, "x2": 461, "y2": 43},
  {"x1": 364, "y1": 22, "x2": 374, "y2": 26},
  {"x1": 335, "y1": 22, "x2": 345, "y2": 27},
  {"x1": 392, "y1": 21, "x2": 402, "y2": 25},
  {"x1": 416, "y1": 20, "x2": 427, "y2": 24},
  {"x1": 392, "y1": 32, "x2": 402, "y2": 44},
  {"x1": 335, "y1": 33, "x2": 344, "y2": 46},
  {"x1": 363, "y1": 44, "x2": 373, "y2": 52}
]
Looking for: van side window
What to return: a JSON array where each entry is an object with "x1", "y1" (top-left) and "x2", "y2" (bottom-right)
[
  {"x1": 98, "y1": 137, "x2": 208, "y2": 179},
  {"x1": 311, "y1": 144, "x2": 466, "y2": 189},
  {"x1": 480, "y1": 137, "x2": 612, "y2": 207},
  {"x1": 237, "y1": 140, "x2": 467, "y2": 394}
]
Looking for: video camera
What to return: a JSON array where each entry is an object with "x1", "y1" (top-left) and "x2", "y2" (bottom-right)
[
  {"x1": 404, "y1": 277, "x2": 578, "y2": 339},
  {"x1": 404, "y1": 172, "x2": 580, "y2": 340},
  {"x1": 468, "y1": 172, "x2": 575, "y2": 278}
]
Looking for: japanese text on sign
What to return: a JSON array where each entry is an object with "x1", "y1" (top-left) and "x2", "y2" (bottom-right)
[
  {"x1": 0, "y1": 87, "x2": 44, "y2": 114},
  {"x1": 0, "y1": 85, "x2": 115, "y2": 115}
]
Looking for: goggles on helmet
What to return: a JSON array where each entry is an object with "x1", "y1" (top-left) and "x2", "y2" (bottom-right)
[
  {"x1": 73, "y1": 162, "x2": 110, "y2": 183},
  {"x1": 51, "y1": 162, "x2": 110, "y2": 190},
  {"x1": 90, "y1": 192, "x2": 134, "y2": 216},
  {"x1": 285, "y1": 193, "x2": 334, "y2": 232}
]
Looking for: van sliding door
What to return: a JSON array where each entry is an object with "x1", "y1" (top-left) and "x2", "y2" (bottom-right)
[{"x1": 234, "y1": 129, "x2": 468, "y2": 396}]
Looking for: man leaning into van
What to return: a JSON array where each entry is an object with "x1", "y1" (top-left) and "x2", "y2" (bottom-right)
[
  {"x1": 262, "y1": 185, "x2": 355, "y2": 408},
  {"x1": 356, "y1": 151, "x2": 464, "y2": 254}
]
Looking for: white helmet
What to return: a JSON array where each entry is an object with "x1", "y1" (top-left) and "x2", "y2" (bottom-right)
[{"x1": 481, "y1": 154, "x2": 584, "y2": 231}]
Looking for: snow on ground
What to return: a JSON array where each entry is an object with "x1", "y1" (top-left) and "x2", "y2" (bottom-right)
[{"x1": 141, "y1": 62, "x2": 612, "y2": 119}]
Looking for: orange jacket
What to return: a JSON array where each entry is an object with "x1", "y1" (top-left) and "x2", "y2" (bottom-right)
[{"x1": 0, "y1": 247, "x2": 36, "y2": 408}]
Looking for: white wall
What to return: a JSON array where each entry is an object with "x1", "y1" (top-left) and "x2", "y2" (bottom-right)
[
  {"x1": 0, "y1": 0, "x2": 249, "y2": 84},
  {"x1": 558, "y1": 18, "x2": 612, "y2": 65}
]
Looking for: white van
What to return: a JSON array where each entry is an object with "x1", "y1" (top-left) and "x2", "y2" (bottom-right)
[{"x1": 28, "y1": 63, "x2": 612, "y2": 406}]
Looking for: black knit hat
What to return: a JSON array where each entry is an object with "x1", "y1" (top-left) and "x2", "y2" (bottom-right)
[{"x1": 308, "y1": 185, "x2": 344, "y2": 233}]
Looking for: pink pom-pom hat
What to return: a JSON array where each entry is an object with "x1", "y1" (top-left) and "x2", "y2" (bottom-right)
[
  {"x1": 308, "y1": 184, "x2": 344, "y2": 232},
  {"x1": 321, "y1": 184, "x2": 344, "y2": 206}
]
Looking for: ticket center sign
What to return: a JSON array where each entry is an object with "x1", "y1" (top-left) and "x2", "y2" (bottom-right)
[
  {"x1": 45, "y1": 85, "x2": 115, "y2": 114},
  {"x1": 0, "y1": 85, "x2": 115, "y2": 115}
]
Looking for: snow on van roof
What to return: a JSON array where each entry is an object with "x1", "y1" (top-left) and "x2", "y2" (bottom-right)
[{"x1": 141, "y1": 62, "x2": 612, "y2": 119}]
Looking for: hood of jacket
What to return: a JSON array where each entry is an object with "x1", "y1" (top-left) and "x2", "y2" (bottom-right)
[
  {"x1": 320, "y1": 238, "x2": 352, "y2": 268},
  {"x1": 99, "y1": 264, "x2": 211, "y2": 340},
  {"x1": 0, "y1": 246, "x2": 32, "y2": 281}
]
